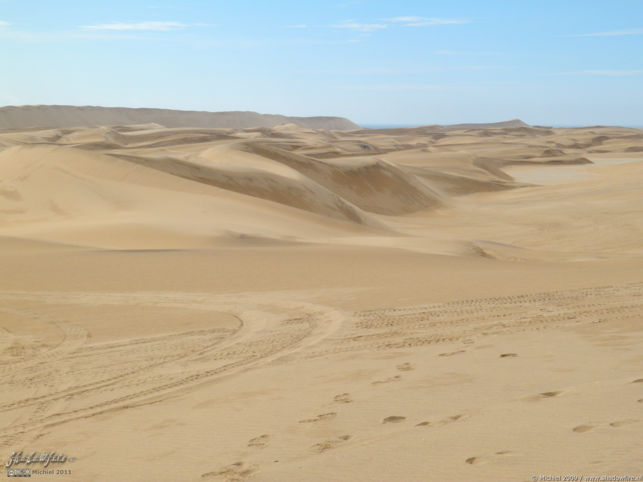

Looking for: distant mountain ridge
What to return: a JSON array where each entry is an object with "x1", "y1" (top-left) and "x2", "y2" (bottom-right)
[{"x1": 0, "y1": 105, "x2": 360, "y2": 131}]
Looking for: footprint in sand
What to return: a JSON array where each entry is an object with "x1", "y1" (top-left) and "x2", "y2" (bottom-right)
[
  {"x1": 609, "y1": 419, "x2": 638, "y2": 428},
  {"x1": 525, "y1": 390, "x2": 563, "y2": 401},
  {"x1": 372, "y1": 375, "x2": 402, "y2": 385},
  {"x1": 248, "y1": 434, "x2": 270, "y2": 448},
  {"x1": 439, "y1": 350, "x2": 466, "y2": 357},
  {"x1": 382, "y1": 415, "x2": 406, "y2": 424},
  {"x1": 201, "y1": 461, "x2": 257, "y2": 479},
  {"x1": 312, "y1": 435, "x2": 351, "y2": 453},
  {"x1": 500, "y1": 353, "x2": 518, "y2": 358},
  {"x1": 540, "y1": 391, "x2": 562, "y2": 398},
  {"x1": 334, "y1": 393, "x2": 352, "y2": 404},
  {"x1": 396, "y1": 362, "x2": 414, "y2": 371},
  {"x1": 415, "y1": 421, "x2": 431, "y2": 427},
  {"x1": 466, "y1": 451, "x2": 512, "y2": 465},
  {"x1": 299, "y1": 412, "x2": 337, "y2": 423},
  {"x1": 573, "y1": 424, "x2": 594, "y2": 433},
  {"x1": 631, "y1": 378, "x2": 643, "y2": 384},
  {"x1": 438, "y1": 414, "x2": 466, "y2": 425},
  {"x1": 573, "y1": 420, "x2": 638, "y2": 432}
]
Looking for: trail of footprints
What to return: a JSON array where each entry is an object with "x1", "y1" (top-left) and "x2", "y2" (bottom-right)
[
  {"x1": 207, "y1": 364, "x2": 473, "y2": 480},
  {"x1": 572, "y1": 416, "x2": 640, "y2": 433},
  {"x1": 204, "y1": 365, "x2": 643, "y2": 479},
  {"x1": 201, "y1": 461, "x2": 258, "y2": 480}
]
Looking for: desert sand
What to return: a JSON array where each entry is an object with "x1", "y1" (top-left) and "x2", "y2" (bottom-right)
[{"x1": 1, "y1": 112, "x2": 642, "y2": 481}]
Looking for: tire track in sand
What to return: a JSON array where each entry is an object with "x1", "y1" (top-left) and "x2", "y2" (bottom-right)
[{"x1": 0, "y1": 291, "x2": 347, "y2": 443}]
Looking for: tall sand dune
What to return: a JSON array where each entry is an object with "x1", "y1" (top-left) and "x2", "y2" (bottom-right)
[{"x1": 242, "y1": 142, "x2": 443, "y2": 215}]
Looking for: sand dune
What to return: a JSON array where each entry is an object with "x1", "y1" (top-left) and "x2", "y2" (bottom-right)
[
  {"x1": 109, "y1": 147, "x2": 378, "y2": 227},
  {"x1": 0, "y1": 142, "x2": 381, "y2": 248},
  {"x1": 241, "y1": 143, "x2": 443, "y2": 215},
  {"x1": 1, "y1": 119, "x2": 642, "y2": 481},
  {"x1": 2, "y1": 122, "x2": 642, "y2": 253}
]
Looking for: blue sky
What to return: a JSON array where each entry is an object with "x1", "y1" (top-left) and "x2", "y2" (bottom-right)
[{"x1": 0, "y1": 0, "x2": 641, "y2": 126}]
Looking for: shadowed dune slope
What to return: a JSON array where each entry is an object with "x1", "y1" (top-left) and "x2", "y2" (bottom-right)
[
  {"x1": 109, "y1": 147, "x2": 379, "y2": 227},
  {"x1": 0, "y1": 144, "x2": 385, "y2": 248},
  {"x1": 240, "y1": 142, "x2": 443, "y2": 215}
]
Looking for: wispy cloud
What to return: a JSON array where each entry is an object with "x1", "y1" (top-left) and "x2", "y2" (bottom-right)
[
  {"x1": 386, "y1": 16, "x2": 470, "y2": 27},
  {"x1": 333, "y1": 21, "x2": 387, "y2": 33},
  {"x1": 556, "y1": 70, "x2": 643, "y2": 76},
  {"x1": 0, "y1": 20, "x2": 10, "y2": 27},
  {"x1": 329, "y1": 15, "x2": 468, "y2": 36},
  {"x1": 565, "y1": 28, "x2": 643, "y2": 37},
  {"x1": 80, "y1": 21, "x2": 187, "y2": 31}
]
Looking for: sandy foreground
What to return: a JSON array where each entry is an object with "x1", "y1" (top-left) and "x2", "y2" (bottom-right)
[{"x1": 0, "y1": 122, "x2": 642, "y2": 481}]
